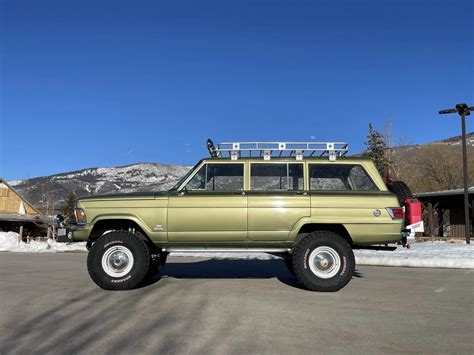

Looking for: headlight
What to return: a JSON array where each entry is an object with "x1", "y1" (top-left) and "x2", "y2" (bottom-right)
[{"x1": 74, "y1": 208, "x2": 87, "y2": 225}]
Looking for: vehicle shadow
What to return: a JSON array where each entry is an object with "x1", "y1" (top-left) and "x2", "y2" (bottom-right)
[{"x1": 141, "y1": 259, "x2": 365, "y2": 290}]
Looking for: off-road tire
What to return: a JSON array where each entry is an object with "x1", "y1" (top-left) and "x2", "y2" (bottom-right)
[
  {"x1": 147, "y1": 252, "x2": 168, "y2": 278},
  {"x1": 292, "y1": 231, "x2": 355, "y2": 292},
  {"x1": 87, "y1": 230, "x2": 150, "y2": 290},
  {"x1": 388, "y1": 181, "x2": 413, "y2": 204}
]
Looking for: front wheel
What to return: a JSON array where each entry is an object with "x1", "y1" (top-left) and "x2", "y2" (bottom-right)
[
  {"x1": 87, "y1": 231, "x2": 151, "y2": 290},
  {"x1": 292, "y1": 231, "x2": 355, "y2": 292}
]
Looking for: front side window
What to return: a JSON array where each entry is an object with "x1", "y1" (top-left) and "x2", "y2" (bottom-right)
[
  {"x1": 186, "y1": 164, "x2": 244, "y2": 191},
  {"x1": 309, "y1": 164, "x2": 378, "y2": 191},
  {"x1": 186, "y1": 165, "x2": 206, "y2": 190},
  {"x1": 251, "y1": 163, "x2": 304, "y2": 190}
]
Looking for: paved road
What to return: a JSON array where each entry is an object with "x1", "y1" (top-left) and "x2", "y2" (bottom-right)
[{"x1": 0, "y1": 253, "x2": 473, "y2": 354}]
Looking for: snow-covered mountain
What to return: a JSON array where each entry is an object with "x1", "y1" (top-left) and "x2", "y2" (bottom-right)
[{"x1": 8, "y1": 163, "x2": 191, "y2": 210}]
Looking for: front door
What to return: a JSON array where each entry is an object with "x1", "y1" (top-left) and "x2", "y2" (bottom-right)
[
  {"x1": 247, "y1": 163, "x2": 310, "y2": 241},
  {"x1": 167, "y1": 162, "x2": 247, "y2": 242}
]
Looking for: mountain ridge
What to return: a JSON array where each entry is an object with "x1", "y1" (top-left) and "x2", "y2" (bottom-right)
[{"x1": 8, "y1": 162, "x2": 191, "y2": 212}]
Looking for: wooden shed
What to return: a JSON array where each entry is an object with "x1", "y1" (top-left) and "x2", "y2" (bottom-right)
[
  {"x1": 0, "y1": 178, "x2": 51, "y2": 239},
  {"x1": 415, "y1": 187, "x2": 473, "y2": 239}
]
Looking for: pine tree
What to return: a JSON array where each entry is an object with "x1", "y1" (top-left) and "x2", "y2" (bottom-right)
[
  {"x1": 364, "y1": 123, "x2": 389, "y2": 176},
  {"x1": 61, "y1": 192, "x2": 77, "y2": 217}
]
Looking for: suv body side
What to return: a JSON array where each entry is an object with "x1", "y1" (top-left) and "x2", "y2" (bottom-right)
[{"x1": 72, "y1": 157, "x2": 403, "y2": 247}]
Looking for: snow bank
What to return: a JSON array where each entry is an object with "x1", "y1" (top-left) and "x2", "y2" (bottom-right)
[
  {"x1": 0, "y1": 232, "x2": 86, "y2": 253},
  {"x1": 1, "y1": 231, "x2": 472, "y2": 269},
  {"x1": 173, "y1": 243, "x2": 474, "y2": 269},
  {"x1": 354, "y1": 242, "x2": 474, "y2": 269}
]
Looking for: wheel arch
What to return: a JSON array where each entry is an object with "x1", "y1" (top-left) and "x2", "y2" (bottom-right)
[
  {"x1": 87, "y1": 218, "x2": 153, "y2": 249},
  {"x1": 292, "y1": 223, "x2": 354, "y2": 247}
]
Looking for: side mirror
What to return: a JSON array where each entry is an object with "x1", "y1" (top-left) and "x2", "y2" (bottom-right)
[{"x1": 55, "y1": 214, "x2": 65, "y2": 227}]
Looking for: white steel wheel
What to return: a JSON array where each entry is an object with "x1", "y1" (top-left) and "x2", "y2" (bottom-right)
[
  {"x1": 308, "y1": 246, "x2": 341, "y2": 279},
  {"x1": 101, "y1": 245, "x2": 134, "y2": 278}
]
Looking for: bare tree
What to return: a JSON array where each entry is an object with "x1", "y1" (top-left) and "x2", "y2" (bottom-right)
[
  {"x1": 39, "y1": 185, "x2": 54, "y2": 216},
  {"x1": 368, "y1": 121, "x2": 472, "y2": 192},
  {"x1": 420, "y1": 145, "x2": 465, "y2": 190},
  {"x1": 382, "y1": 119, "x2": 413, "y2": 181}
]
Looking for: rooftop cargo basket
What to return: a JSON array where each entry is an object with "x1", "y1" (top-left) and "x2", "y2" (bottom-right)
[{"x1": 207, "y1": 139, "x2": 349, "y2": 161}]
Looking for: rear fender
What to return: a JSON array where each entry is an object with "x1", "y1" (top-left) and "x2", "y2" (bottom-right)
[{"x1": 288, "y1": 218, "x2": 353, "y2": 246}]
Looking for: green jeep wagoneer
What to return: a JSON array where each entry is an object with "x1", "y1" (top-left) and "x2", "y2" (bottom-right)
[{"x1": 68, "y1": 140, "x2": 406, "y2": 292}]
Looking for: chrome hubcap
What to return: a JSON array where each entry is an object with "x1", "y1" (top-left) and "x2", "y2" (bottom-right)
[
  {"x1": 109, "y1": 251, "x2": 129, "y2": 271},
  {"x1": 101, "y1": 246, "x2": 134, "y2": 277},
  {"x1": 308, "y1": 246, "x2": 341, "y2": 279}
]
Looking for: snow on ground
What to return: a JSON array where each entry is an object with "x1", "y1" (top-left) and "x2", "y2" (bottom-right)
[
  {"x1": 0, "y1": 231, "x2": 472, "y2": 269},
  {"x1": 355, "y1": 242, "x2": 473, "y2": 269},
  {"x1": 172, "y1": 243, "x2": 474, "y2": 269},
  {"x1": 0, "y1": 232, "x2": 86, "y2": 253}
]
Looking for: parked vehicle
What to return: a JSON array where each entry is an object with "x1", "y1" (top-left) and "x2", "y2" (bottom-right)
[{"x1": 68, "y1": 140, "x2": 416, "y2": 291}]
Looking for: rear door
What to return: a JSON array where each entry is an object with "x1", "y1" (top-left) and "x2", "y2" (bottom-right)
[
  {"x1": 308, "y1": 163, "x2": 401, "y2": 242},
  {"x1": 167, "y1": 162, "x2": 247, "y2": 242}
]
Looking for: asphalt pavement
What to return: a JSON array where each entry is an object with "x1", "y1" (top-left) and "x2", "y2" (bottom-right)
[{"x1": 0, "y1": 253, "x2": 473, "y2": 354}]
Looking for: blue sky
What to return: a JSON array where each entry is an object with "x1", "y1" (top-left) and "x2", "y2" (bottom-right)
[{"x1": 1, "y1": 0, "x2": 473, "y2": 180}]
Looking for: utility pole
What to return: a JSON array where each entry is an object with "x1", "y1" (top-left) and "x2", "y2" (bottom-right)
[{"x1": 439, "y1": 103, "x2": 473, "y2": 244}]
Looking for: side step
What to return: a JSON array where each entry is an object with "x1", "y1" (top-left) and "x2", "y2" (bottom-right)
[{"x1": 162, "y1": 248, "x2": 290, "y2": 253}]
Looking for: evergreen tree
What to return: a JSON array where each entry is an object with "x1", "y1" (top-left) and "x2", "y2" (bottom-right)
[
  {"x1": 61, "y1": 191, "x2": 77, "y2": 217},
  {"x1": 364, "y1": 123, "x2": 389, "y2": 176}
]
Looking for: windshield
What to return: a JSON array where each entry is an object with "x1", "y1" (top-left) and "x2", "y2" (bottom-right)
[{"x1": 169, "y1": 160, "x2": 203, "y2": 191}]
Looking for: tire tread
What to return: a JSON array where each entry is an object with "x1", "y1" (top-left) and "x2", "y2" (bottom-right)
[
  {"x1": 292, "y1": 231, "x2": 355, "y2": 292},
  {"x1": 87, "y1": 230, "x2": 150, "y2": 290}
]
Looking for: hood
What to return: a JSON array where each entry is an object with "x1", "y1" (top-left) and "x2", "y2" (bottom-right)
[{"x1": 77, "y1": 191, "x2": 172, "y2": 201}]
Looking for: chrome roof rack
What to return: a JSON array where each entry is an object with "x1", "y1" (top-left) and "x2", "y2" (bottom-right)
[{"x1": 207, "y1": 139, "x2": 349, "y2": 161}]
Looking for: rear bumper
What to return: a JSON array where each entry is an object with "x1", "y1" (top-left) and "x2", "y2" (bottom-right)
[
  {"x1": 401, "y1": 227, "x2": 417, "y2": 245},
  {"x1": 347, "y1": 223, "x2": 404, "y2": 246}
]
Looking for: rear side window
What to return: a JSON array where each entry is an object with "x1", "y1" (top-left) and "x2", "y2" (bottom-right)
[
  {"x1": 251, "y1": 163, "x2": 304, "y2": 190},
  {"x1": 309, "y1": 164, "x2": 378, "y2": 191},
  {"x1": 186, "y1": 164, "x2": 244, "y2": 191}
]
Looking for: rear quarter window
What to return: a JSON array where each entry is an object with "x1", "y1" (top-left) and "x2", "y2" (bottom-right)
[{"x1": 309, "y1": 164, "x2": 378, "y2": 191}]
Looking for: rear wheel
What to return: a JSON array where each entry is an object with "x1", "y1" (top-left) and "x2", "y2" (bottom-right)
[
  {"x1": 87, "y1": 230, "x2": 150, "y2": 290},
  {"x1": 292, "y1": 231, "x2": 355, "y2": 292}
]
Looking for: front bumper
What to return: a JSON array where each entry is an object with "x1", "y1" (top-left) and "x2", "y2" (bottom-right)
[{"x1": 66, "y1": 224, "x2": 91, "y2": 242}]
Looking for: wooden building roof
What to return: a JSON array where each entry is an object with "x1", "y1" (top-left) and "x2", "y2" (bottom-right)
[{"x1": 0, "y1": 178, "x2": 42, "y2": 222}]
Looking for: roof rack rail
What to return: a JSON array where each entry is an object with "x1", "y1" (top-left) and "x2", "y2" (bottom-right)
[{"x1": 206, "y1": 139, "x2": 349, "y2": 161}]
